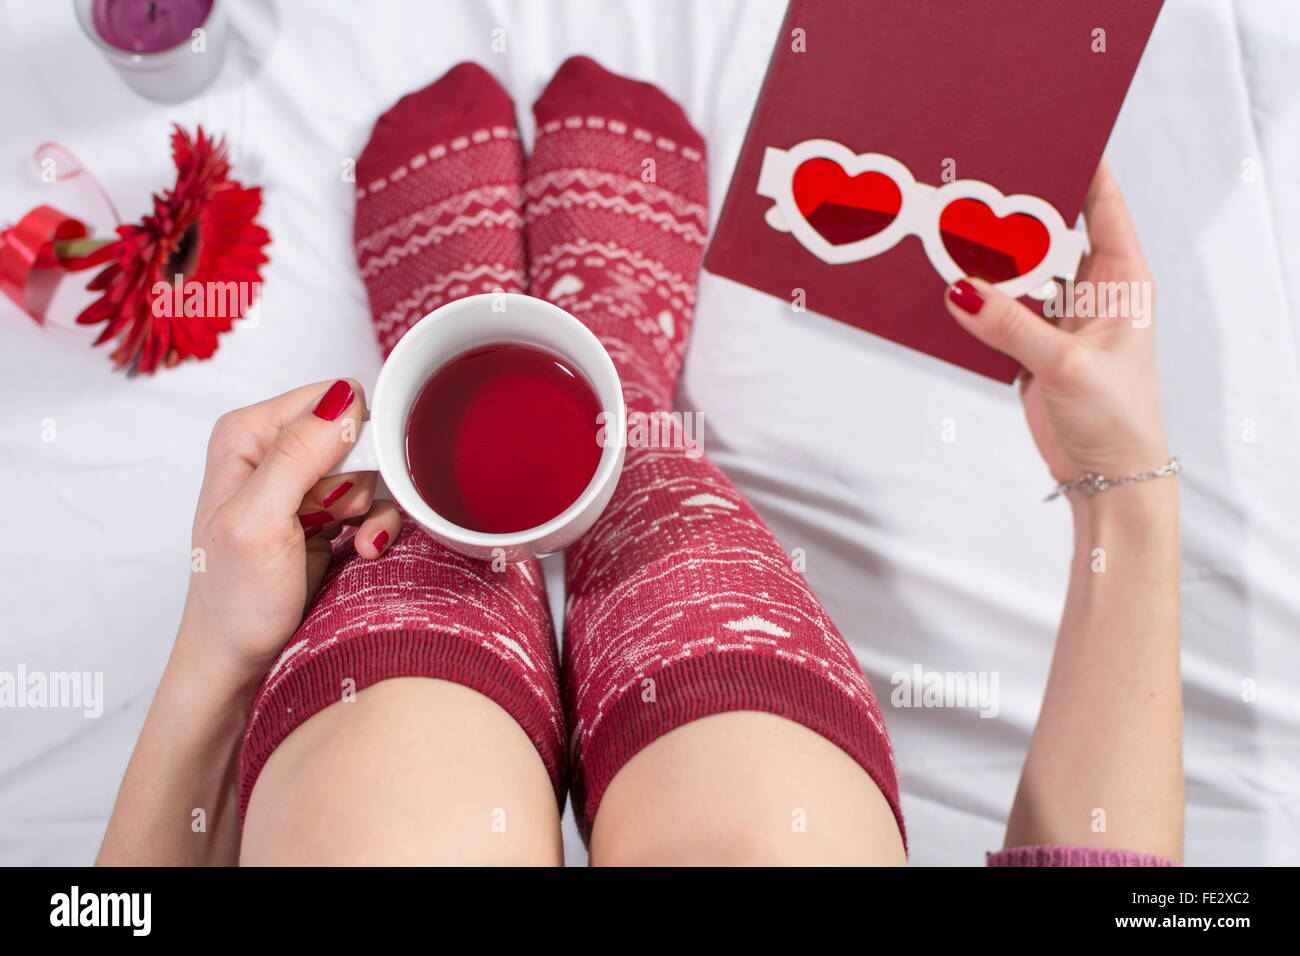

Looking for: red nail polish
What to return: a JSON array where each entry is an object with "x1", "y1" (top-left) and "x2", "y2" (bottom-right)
[
  {"x1": 321, "y1": 481, "x2": 353, "y2": 508},
  {"x1": 299, "y1": 510, "x2": 331, "y2": 536},
  {"x1": 372, "y1": 530, "x2": 390, "y2": 552},
  {"x1": 947, "y1": 280, "x2": 984, "y2": 315},
  {"x1": 312, "y1": 380, "x2": 354, "y2": 422}
]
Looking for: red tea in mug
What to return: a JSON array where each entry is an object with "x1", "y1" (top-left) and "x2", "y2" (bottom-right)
[{"x1": 404, "y1": 343, "x2": 604, "y2": 534}]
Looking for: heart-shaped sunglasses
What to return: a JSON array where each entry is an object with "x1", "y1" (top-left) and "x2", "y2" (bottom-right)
[{"x1": 757, "y1": 139, "x2": 1086, "y2": 300}]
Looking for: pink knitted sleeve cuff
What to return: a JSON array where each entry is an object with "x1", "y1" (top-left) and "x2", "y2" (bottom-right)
[{"x1": 986, "y1": 845, "x2": 1179, "y2": 867}]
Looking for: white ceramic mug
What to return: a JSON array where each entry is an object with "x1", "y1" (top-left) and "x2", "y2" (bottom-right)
[{"x1": 331, "y1": 293, "x2": 626, "y2": 560}]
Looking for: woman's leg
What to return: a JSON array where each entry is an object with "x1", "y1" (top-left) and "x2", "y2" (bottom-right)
[
  {"x1": 240, "y1": 65, "x2": 564, "y2": 864},
  {"x1": 238, "y1": 518, "x2": 565, "y2": 865},
  {"x1": 524, "y1": 58, "x2": 904, "y2": 863},
  {"x1": 564, "y1": 445, "x2": 905, "y2": 865}
]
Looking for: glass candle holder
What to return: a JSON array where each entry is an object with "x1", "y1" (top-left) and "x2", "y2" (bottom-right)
[{"x1": 73, "y1": 0, "x2": 228, "y2": 103}]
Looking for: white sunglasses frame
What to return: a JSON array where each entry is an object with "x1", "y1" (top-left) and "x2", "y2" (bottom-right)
[{"x1": 757, "y1": 138, "x2": 1086, "y2": 300}]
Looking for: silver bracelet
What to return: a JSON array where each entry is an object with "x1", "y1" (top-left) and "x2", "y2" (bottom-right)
[{"x1": 1043, "y1": 457, "x2": 1181, "y2": 502}]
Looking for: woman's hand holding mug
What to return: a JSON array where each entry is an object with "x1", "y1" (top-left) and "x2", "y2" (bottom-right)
[
  {"x1": 180, "y1": 378, "x2": 400, "y2": 685},
  {"x1": 178, "y1": 292, "x2": 625, "y2": 688}
]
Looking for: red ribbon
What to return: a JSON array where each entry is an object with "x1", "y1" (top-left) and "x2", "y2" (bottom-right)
[
  {"x1": 0, "y1": 144, "x2": 123, "y2": 324},
  {"x1": 0, "y1": 206, "x2": 121, "y2": 324}
]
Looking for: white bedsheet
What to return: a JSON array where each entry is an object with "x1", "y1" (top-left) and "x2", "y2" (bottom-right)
[{"x1": 1, "y1": 0, "x2": 1296, "y2": 866}]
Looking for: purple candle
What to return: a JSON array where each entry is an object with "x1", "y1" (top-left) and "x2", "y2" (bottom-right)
[
  {"x1": 92, "y1": 0, "x2": 214, "y2": 54},
  {"x1": 76, "y1": 0, "x2": 227, "y2": 101}
]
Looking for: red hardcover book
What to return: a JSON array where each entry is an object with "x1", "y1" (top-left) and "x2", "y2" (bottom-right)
[{"x1": 704, "y1": 0, "x2": 1164, "y2": 382}]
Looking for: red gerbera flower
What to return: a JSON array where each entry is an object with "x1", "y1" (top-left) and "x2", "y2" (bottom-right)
[{"x1": 75, "y1": 125, "x2": 270, "y2": 374}]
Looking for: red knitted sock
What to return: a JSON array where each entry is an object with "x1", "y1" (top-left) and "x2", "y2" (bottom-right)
[
  {"x1": 525, "y1": 58, "x2": 903, "y2": 842},
  {"x1": 524, "y1": 56, "x2": 708, "y2": 414},
  {"x1": 241, "y1": 66, "x2": 564, "y2": 813},
  {"x1": 354, "y1": 62, "x2": 527, "y2": 357}
]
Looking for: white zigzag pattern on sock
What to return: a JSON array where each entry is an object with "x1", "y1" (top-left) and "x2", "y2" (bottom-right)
[
  {"x1": 524, "y1": 167, "x2": 708, "y2": 223},
  {"x1": 526, "y1": 190, "x2": 707, "y2": 245},
  {"x1": 358, "y1": 206, "x2": 524, "y2": 278},
  {"x1": 375, "y1": 263, "x2": 526, "y2": 332},
  {"x1": 356, "y1": 183, "x2": 524, "y2": 254}
]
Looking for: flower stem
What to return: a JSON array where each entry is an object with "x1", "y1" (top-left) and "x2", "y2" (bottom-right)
[{"x1": 54, "y1": 237, "x2": 116, "y2": 260}]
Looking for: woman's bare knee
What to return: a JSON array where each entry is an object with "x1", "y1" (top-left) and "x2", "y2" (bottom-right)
[
  {"x1": 589, "y1": 711, "x2": 905, "y2": 866},
  {"x1": 241, "y1": 677, "x2": 561, "y2": 865}
]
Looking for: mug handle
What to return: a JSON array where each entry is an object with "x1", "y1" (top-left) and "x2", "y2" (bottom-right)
[{"x1": 325, "y1": 420, "x2": 379, "y2": 477}]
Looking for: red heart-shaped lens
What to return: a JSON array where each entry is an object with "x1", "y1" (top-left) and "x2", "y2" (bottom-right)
[
  {"x1": 938, "y1": 199, "x2": 1050, "y2": 283},
  {"x1": 793, "y1": 158, "x2": 902, "y2": 245}
]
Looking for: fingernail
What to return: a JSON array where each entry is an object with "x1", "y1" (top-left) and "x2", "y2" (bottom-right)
[
  {"x1": 299, "y1": 510, "x2": 331, "y2": 537},
  {"x1": 312, "y1": 380, "x2": 354, "y2": 422},
  {"x1": 321, "y1": 481, "x2": 353, "y2": 508},
  {"x1": 947, "y1": 280, "x2": 984, "y2": 315},
  {"x1": 372, "y1": 530, "x2": 390, "y2": 553}
]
